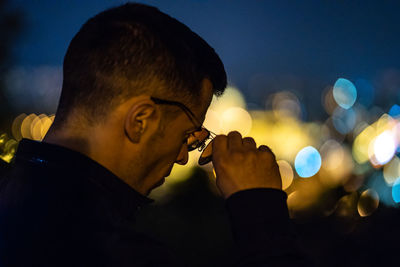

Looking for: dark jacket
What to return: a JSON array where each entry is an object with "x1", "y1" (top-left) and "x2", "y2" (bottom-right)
[{"x1": 0, "y1": 139, "x2": 311, "y2": 266}]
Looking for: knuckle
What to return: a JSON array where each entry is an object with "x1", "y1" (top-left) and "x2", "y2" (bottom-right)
[
  {"x1": 243, "y1": 137, "x2": 256, "y2": 145},
  {"x1": 228, "y1": 131, "x2": 242, "y2": 137}
]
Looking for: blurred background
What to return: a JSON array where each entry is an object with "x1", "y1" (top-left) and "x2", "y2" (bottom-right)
[{"x1": 1, "y1": 0, "x2": 400, "y2": 266}]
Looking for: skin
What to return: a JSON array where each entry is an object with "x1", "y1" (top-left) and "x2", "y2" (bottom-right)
[
  {"x1": 43, "y1": 78, "x2": 213, "y2": 196},
  {"x1": 44, "y1": 78, "x2": 282, "y2": 198}
]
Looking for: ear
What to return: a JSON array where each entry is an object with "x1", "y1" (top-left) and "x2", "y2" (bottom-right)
[{"x1": 124, "y1": 99, "x2": 158, "y2": 143}]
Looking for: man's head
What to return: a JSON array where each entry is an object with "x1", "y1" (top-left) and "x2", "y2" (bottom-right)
[{"x1": 45, "y1": 3, "x2": 227, "y2": 195}]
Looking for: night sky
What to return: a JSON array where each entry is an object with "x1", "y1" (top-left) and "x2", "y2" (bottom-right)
[{"x1": 7, "y1": 0, "x2": 400, "y2": 119}]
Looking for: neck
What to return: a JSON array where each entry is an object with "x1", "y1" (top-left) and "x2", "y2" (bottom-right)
[
  {"x1": 43, "y1": 124, "x2": 146, "y2": 195},
  {"x1": 43, "y1": 129, "x2": 91, "y2": 157}
]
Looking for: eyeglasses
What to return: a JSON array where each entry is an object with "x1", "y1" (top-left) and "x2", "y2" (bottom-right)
[{"x1": 150, "y1": 96, "x2": 215, "y2": 165}]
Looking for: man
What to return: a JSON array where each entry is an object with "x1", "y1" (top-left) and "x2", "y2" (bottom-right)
[{"x1": 0, "y1": 3, "x2": 311, "y2": 266}]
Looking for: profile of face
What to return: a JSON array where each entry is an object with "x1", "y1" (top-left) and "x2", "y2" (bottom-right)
[{"x1": 125, "y1": 79, "x2": 214, "y2": 196}]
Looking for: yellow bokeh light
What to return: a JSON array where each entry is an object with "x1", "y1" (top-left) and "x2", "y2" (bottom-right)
[
  {"x1": 31, "y1": 115, "x2": 43, "y2": 141},
  {"x1": 248, "y1": 113, "x2": 314, "y2": 162},
  {"x1": 353, "y1": 114, "x2": 399, "y2": 165},
  {"x1": 0, "y1": 139, "x2": 18, "y2": 163},
  {"x1": 383, "y1": 156, "x2": 400, "y2": 185},
  {"x1": 353, "y1": 125, "x2": 375, "y2": 164},
  {"x1": 376, "y1": 114, "x2": 395, "y2": 133},
  {"x1": 12, "y1": 113, "x2": 27, "y2": 141},
  {"x1": 272, "y1": 91, "x2": 301, "y2": 119},
  {"x1": 20, "y1": 114, "x2": 37, "y2": 140},
  {"x1": 209, "y1": 86, "x2": 246, "y2": 114},
  {"x1": 220, "y1": 107, "x2": 252, "y2": 136},
  {"x1": 41, "y1": 115, "x2": 54, "y2": 139},
  {"x1": 277, "y1": 159, "x2": 294, "y2": 190},
  {"x1": 372, "y1": 130, "x2": 396, "y2": 165},
  {"x1": 319, "y1": 140, "x2": 353, "y2": 187},
  {"x1": 357, "y1": 189, "x2": 379, "y2": 217},
  {"x1": 322, "y1": 86, "x2": 337, "y2": 115},
  {"x1": 203, "y1": 109, "x2": 221, "y2": 134}
]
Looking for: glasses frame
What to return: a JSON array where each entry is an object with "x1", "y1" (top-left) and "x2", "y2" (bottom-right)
[{"x1": 150, "y1": 96, "x2": 216, "y2": 153}]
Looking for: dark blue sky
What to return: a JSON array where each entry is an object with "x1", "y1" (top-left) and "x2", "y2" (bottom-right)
[{"x1": 8, "y1": 0, "x2": 400, "y2": 119}]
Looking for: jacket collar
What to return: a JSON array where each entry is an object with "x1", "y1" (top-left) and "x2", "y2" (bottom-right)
[{"x1": 15, "y1": 139, "x2": 154, "y2": 220}]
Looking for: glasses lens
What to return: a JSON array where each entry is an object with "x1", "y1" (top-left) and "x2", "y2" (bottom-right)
[
  {"x1": 198, "y1": 140, "x2": 213, "y2": 165},
  {"x1": 187, "y1": 128, "x2": 210, "y2": 151}
]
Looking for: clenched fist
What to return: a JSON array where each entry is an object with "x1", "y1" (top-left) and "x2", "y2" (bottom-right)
[{"x1": 211, "y1": 131, "x2": 282, "y2": 199}]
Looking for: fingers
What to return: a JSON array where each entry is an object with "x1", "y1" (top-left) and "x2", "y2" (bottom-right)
[
  {"x1": 227, "y1": 131, "x2": 242, "y2": 149},
  {"x1": 258, "y1": 145, "x2": 272, "y2": 152},
  {"x1": 243, "y1": 137, "x2": 257, "y2": 149},
  {"x1": 212, "y1": 135, "x2": 228, "y2": 158},
  {"x1": 258, "y1": 145, "x2": 276, "y2": 159},
  {"x1": 214, "y1": 131, "x2": 257, "y2": 152}
]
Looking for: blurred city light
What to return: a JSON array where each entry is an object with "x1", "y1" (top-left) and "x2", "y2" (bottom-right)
[
  {"x1": 277, "y1": 159, "x2": 294, "y2": 190},
  {"x1": 271, "y1": 91, "x2": 302, "y2": 119},
  {"x1": 389, "y1": 104, "x2": 400, "y2": 118},
  {"x1": 294, "y1": 146, "x2": 322, "y2": 178},
  {"x1": 357, "y1": 189, "x2": 379, "y2": 217},
  {"x1": 220, "y1": 107, "x2": 252, "y2": 136},
  {"x1": 372, "y1": 130, "x2": 396, "y2": 165},
  {"x1": 319, "y1": 139, "x2": 353, "y2": 187},
  {"x1": 333, "y1": 78, "x2": 357, "y2": 109},
  {"x1": 392, "y1": 178, "x2": 400, "y2": 203},
  {"x1": 208, "y1": 86, "x2": 246, "y2": 115},
  {"x1": 332, "y1": 107, "x2": 357, "y2": 134},
  {"x1": 1, "y1": 70, "x2": 399, "y2": 220},
  {"x1": 383, "y1": 156, "x2": 400, "y2": 185}
]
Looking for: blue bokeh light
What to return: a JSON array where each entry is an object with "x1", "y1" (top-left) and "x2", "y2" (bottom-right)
[
  {"x1": 332, "y1": 107, "x2": 356, "y2": 134},
  {"x1": 392, "y1": 178, "x2": 400, "y2": 203},
  {"x1": 294, "y1": 146, "x2": 322, "y2": 178},
  {"x1": 367, "y1": 172, "x2": 395, "y2": 206},
  {"x1": 389, "y1": 104, "x2": 400, "y2": 118},
  {"x1": 333, "y1": 78, "x2": 357, "y2": 109}
]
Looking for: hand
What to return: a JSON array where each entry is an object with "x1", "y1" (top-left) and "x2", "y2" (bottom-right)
[{"x1": 211, "y1": 131, "x2": 282, "y2": 199}]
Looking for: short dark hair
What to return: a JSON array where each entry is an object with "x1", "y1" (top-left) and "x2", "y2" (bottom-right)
[{"x1": 55, "y1": 3, "x2": 227, "y2": 126}]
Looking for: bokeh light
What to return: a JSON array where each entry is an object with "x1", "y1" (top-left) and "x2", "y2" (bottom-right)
[
  {"x1": 208, "y1": 86, "x2": 246, "y2": 115},
  {"x1": 11, "y1": 113, "x2": 27, "y2": 141},
  {"x1": 21, "y1": 114, "x2": 37, "y2": 139},
  {"x1": 322, "y1": 86, "x2": 337, "y2": 115},
  {"x1": 220, "y1": 107, "x2": 252, "y2": 136},
  {"x1": 332, "y1": 107, "x2": 356, "y2": 134},
  {"x1": 372, "y1": 130, "x2": 397, "y2": 165},
  {"x1": 357, "y1": 189, "x2": 379, "y2": 217},
  {"x1": 271, "y1": 91, "x2": 302, "y2": 119},
  {"x1": 295, "y1": 146, "x2": 322, "y2": 178},
  {"x1": 277, "y1": 159, "x2": 294, "y2": 190},
  {"x1": 383, "y1": 157, "x2": 400, "y2": 185},
  {"x1": 389, "y1": 104, "x2": 400, "y2": 118},
  {"x1": 333, "y1": 78, "x2": 357, "y2": 109},
  {"x1": 392, "y1": 178, "x2": 400, "y2": 203},
  {"x1": 0, "y1": 138, "x2": 18, "y2": 163},
  {"x1": 319, "y1": 140, "x2": 353, "y2": 187},
  {"x1": 203, "y1": 109, "x2": 221, "y2": 134}
]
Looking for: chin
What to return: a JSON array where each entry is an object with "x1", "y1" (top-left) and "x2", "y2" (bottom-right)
[{"x1": 147, "y1": 177, "x2": 166, "y2": 193}]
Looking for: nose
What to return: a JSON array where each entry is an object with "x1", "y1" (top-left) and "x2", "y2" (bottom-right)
[{"x1": 175, "y1": 143, "x2": 189, "y2": 165}]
